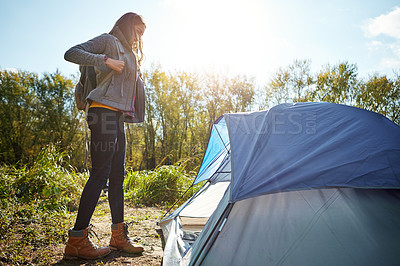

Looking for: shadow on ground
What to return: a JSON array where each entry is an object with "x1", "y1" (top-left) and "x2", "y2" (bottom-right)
[{"x1": 53, "y1": 250, "x2": 144, "y2": 265}]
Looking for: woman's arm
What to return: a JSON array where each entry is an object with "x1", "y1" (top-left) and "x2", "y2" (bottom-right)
[
  {"x1": 64, "y1": 34, "x2": 125, "y2": 74},
  {"x1": 64, "y1": 34, "x2": 110, "y2": 68}
]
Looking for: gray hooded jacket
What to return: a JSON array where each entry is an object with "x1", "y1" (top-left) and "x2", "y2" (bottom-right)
[{"x1": 64, "y1": 26, "x2": 144, "y2": 123}]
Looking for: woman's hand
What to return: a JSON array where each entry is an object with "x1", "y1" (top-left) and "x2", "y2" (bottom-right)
[{"x1": 105, "y1": 58, "x2": 125, "y2": 74}]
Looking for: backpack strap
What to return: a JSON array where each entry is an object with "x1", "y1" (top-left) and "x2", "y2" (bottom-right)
[
  {"x1": 97, "y1": 70, "x2": 114, "y2": 87},
  {"x1": 94, "y1": 36, "x2": 120, "y2": 89}
]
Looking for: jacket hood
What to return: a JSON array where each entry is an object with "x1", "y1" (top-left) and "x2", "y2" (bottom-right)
[{"x1": 110, "y1": 26, "x2": 132, "y2": 50}]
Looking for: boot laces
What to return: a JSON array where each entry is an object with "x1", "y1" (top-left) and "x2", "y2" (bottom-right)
[
  {"x1": 87, "y1": 224, "x2": 101, "y2": 248},
  {"x1": 124, "y1": 222, "x2": 135, "y2": 243}
]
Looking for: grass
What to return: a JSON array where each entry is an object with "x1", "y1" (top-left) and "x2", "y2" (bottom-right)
[
  {"x1": 0, "y1": 202, "x2": 73, "y2": 264},
  {"x1": 124, "y1": 163, "x2": 202, "y2": 208},
  {"x1": 0, "y1": 146, "x2": 200, "y2": 265},
  {"x1": 0, "y1": 145, "x2": 85, "y2": 264}
]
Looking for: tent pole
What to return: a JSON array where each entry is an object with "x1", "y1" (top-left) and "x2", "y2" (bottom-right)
[
  {"x1": 158, "y1": 184, "x2": 193, "y2": 223},
  {"x1": 191, "y1": 202, "x2": 234, "y2": 266},
  {"x1": 158, "y1": 181, "x2": 211, "y2": 223},
  {"x1": 215, "y1": 126, "x2": 230, "y2": 154}
]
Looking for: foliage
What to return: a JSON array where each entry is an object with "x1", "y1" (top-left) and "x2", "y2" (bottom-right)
[
  {"x1": 355, "y1": 74, "x2": 400, "y2": 123},
  {"x1": 266, "y1": 59, "x2": 314, "y2": 104},
  {"x1": 0, "y1": 145, "x2": 86, "y2": 210},
  {"x1": 0, "y1": 201, "x2": 73, "y2": 265},
  {"x1": 137, "y1": 65, "x2": 256, "y2": 171},
  {"x1": 0, "y1": 145, "x2": 199, "y2": 264},
  {"x1": 1, "y1": 62, "x2": 399, "y2": 172},
  {"x1": 124, "y1": 163, "x2": 200, "y2": 207},
  {"x1": 0, "y1": 146, "x2": 85, "y2": 265},
  {"x1": 308, "y1": 62, "x2": 359, "y2": 104},
  {"x1": 265, "y1": 60, "x2": 400, "y2": 125},
  {"x1": 0, "y1": 70, "x2": 37, "y2": 164},
  {"x1": 0, "y1": 67, "x2": 257, "y2": 171},
  {"x1": 0, "y1": 69, "x2": 83, "y2": 167}
]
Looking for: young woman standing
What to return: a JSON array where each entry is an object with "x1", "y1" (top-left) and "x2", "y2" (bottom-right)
[{"x1": 63, "y1": 12, "x2": 146, "y2": 260}]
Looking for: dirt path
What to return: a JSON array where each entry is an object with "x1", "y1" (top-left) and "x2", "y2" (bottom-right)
[{"x1": 53, "y1": 195, "x2": 165, "y2": 265}]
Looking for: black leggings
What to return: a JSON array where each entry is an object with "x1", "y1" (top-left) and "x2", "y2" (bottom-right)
[{"x1": 74, "y1": 107, "x2": 126, "y2": 230}]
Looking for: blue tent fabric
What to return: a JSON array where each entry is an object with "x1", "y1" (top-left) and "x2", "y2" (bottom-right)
[
  {"x1": 208, "y1": 152, "x2": 231, "y2": 184},
  {"x1": 194, "y1": 117, "x2": 230, "y2": 184},
  {"x1": 225, "y1": 102, "x2": 400, "y2": 202}
]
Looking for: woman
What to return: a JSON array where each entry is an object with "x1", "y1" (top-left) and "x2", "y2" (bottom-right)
[{"x1": 63, "y1": 12, "x2": 146, "y2": 260}]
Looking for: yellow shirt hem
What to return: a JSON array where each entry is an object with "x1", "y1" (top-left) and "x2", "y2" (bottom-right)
[{"x1": 89, "y1": 101, "x2": 119, "y2": 111}]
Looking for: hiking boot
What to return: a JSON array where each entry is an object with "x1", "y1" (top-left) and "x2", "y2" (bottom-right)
[
  {"x1": 109, "y1": 222, "x2": 144, "y2": 253},
  {"x1": 64, "y1": 226, "x2": 111, "y2": 260}
]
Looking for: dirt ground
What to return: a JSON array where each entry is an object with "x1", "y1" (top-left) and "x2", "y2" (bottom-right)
[{"x1": 53, "y1": 195, "x2": 165, "y2": 266}]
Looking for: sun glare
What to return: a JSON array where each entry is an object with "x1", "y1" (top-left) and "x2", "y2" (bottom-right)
[{"x1": 163, "y1": 0, "x2": 280, "y2": 79}]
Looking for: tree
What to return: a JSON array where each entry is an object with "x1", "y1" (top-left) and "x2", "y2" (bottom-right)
[
  {"x1": 141, "y1": 66, "x2": 162, "y2": 169},
  {"x1": 0, "y1": 70, "x2": 80, "y2": 165},
  {"x1": 355, "y1": 74, "x2": 400, "y2": 124},
  {"x1": 265, "y1": 59, "x2": 313, "y2": 107},
  {"x1": 309, "y1": 62, "x2": 358, "y2": 104},
  {"x1": 33, "y1": 71, "x2": 78, "y2": 150},
  {"x1": 0, "y1": 70, "x2": 36, "y2": 164},
  {"x1": 264, "y1": 59, "x2": 399, "y2": 126},
  {"x1": 229, "y1": 74, "x2": 255, "y2": 112}
]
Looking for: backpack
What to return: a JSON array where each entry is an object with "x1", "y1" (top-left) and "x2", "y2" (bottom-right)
[
  {"x1": 74, "y1": 36, "x2": 118, "y2": 111},
  {"x1": 74, "y1": 65, "x2": 144, "y2": 121},
  {"x1": 74, "y1": 65, "x2": 97, "y2": 111}
]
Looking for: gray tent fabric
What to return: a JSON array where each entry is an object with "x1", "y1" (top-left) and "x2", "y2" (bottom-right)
[
  {"x1": 159, "y1": 102, "x2": 400, "y2": 266},
  {"x1": 197, "y1": 188, "x2": 400, "y2": 266},
  {"x1": 180, "y1": 182, "x2": 230, "y2": 217},
  {"x1": 161, "y1": 216, "x2": 187, "y2": 266},
  {"x1": 189, "y1": 185, "x2": 233, "y2": 266},
  {"x1": 159, "y1": 182, "x2": 230, "y2": 265}
]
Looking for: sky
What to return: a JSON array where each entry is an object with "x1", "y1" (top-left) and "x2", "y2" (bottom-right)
[{"x1": 1, "y1": 0, "x2": 400, "y2": 86}]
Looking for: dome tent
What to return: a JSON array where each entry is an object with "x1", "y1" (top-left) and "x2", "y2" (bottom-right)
[{"x1": 159, "y1": 102, "x2": 400, "y2": 266}]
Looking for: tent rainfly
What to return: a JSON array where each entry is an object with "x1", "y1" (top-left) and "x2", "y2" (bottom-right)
[{"x1": 159, "y1": 102, "x2": 400, "y2": 266}]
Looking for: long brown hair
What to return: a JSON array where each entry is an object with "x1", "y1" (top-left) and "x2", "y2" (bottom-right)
[{"x1": 110, "y1": 12, "x2": 146, "y2": 68}]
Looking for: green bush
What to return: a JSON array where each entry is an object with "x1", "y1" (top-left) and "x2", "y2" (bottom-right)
[
  {"x1": 0, "y1": 145, "x2": 86, "y2": 211},
  {"x1": 0, "y1": 145, "x2": 85, "y2": 265},
  {"x1": 124, "y1": 164, "x2": 200, "y2": 207}
]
